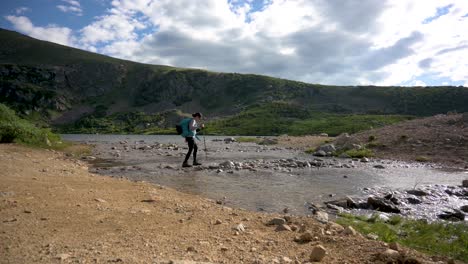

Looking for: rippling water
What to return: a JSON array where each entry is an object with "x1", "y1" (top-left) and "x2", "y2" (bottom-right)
[{"x1": 62, "y1": 134, "x2": 468, "y2": 215}]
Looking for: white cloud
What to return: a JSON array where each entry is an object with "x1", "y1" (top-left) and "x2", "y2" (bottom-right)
[
  {"x1": 5, "y1": 0, "x2": 468, "y2": 86},
  {"x1": 56, "y1": 0, "x2": 83, "y2": 16},
  {"x1": 15, "y1": 7, "x2": 30, "y2": 15},
  {"x1": 4, "y1": 15, "x2": 75, "y2": 46}
]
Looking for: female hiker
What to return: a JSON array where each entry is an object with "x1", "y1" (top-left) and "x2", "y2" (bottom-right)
[{"x1": 180, "y1": 112, "x2": 204, "y2": 167}]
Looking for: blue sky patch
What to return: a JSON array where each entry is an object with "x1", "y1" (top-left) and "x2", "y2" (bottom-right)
[{"x1": 423, "y1": 4, "x2": 453, "y2": 24}]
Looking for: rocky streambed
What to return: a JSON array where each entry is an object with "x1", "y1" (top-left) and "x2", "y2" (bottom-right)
[{"x1": 63, "y1": 134, "x2": 468, "y2": 222}]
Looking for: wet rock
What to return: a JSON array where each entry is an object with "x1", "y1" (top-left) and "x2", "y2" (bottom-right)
[
  {"x1": 360, "y1": 157, "x2": 369, "y2": 162},
  {"x1": 437, "y1": 210, "x2": 465, "y2": 221},
  {"x1": 367, "y1": 196, "x2": 401, "y2": 213},
  {"x1": 463, "y1": 180, "x2": 468, "y2": 188},
  {"x1": 267, "y1": 217, "x2": 286, "y2": 226},
  {"x1": 460, "y1": 205, "x2": 468, "y2": 213},
  {"x1": 406, "y1": 189, "x2": 429, "y2": 196},
  {"x1": 313, "y1": 150, "x2": 327, "y2": 157},
  {"x1": 407, "y1": 197, "x2": 422, "y2": 204},
  {"x1": 324, "y1": 196, "x2": 357, "y2": 209},
  {"x1": 310, "y1": 245, "x2": 327, "y2": 262},
  {"x1": 373, "y1": 165, "x2": 385, "y2": 169}
]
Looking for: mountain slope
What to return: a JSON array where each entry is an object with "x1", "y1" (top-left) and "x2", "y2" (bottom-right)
[{"x1": 1, "y1": 28, "x2": 468, "y2": 134}]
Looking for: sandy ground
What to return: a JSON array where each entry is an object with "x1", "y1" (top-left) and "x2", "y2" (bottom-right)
[{"x1": 0, "y1": 144, "x2": 448, "y2": 264}]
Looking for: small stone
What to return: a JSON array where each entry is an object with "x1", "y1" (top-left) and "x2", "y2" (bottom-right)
[
  {"x1": 378, "y1": 249, "x2": 400, "y2": 261},
  {"x1": 24, "y1": 210, "x2": 32, "y2": 214},
  {"x1": 234, "y1": 223, "x2": 246, "y2": 232},
  {"x1": 187, "y1": 246, "x2": 196, "y2": 252},
  {"x1": 94, "y1": 198, "x2": 107, "y2": 203},
  {"x1": 56, "y1": 253, "x2": 71, "y2": 260},
  {"x1": 215, "y1": 219, "x2": 223, "y2": 225},
  {"x1": 310, "y1": 245, "x2": 327, "y2": 262},
  {"x1": 281, "y1": 256, "x2": 293, "y2": 263},
  {"x1": 463, "y1": 180, "x2": 468, "y2": 188},
  {"x1": 366, "y1": 233, "x2": 378, "y2": 240},
  {"x1": 267, "y1": 217, "x2": 286, "y2": 226},
  {"x1": 373, "y1": 165, "x2": 385, "y2": 169},
  {"x1": 296, "y1": 231, "x2": 314, "y2": 242},
  {"x1": 343, "y1": 226, "x2": 357, "y2": 236},
  {"x1": 389, "y1": 242, "x2": 401, "y2": 251},
  {"x1": 275, "y1": 224, "x2": 292, "y2": 232}
]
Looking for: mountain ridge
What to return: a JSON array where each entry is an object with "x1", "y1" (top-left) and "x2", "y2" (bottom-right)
[{"x1": 1, "y1": 28, "x2": 467, "y2": 135}]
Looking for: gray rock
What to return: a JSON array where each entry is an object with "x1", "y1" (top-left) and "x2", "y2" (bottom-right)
[
  {"x1": 318, "y1": 144, "x2": 336, "y2": 153},
  {"x1": 219, "y1": 161, "x2": 235, "y2": 169},
  {"x1": 438, "y1": 210, "x2": 465, "y2": 221},
  {"x1": 406, "y1": 189, "x2": 429, "y2": 196},
  {"x1": 407, "y1": 197, "x2": 422, "y2": 204},
  {"x1": 313, "y1": 150, "x2": 327, "y2": 157},
  {"x1": 373, "y1": 165, "x2": 385, "y2": 169},
  {"x1": 224, "y1": 137, "x2": 236, "y2": 143},
  {"x1": 367, "y1": 196, "x2": 401, "y2": 213},
  {"x1": 360, "y1": 157, "x2": 369, "y2": 162}
]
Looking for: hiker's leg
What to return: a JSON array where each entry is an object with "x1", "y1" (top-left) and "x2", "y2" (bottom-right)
[
  {"x1": 193, "y1": 141, "x2": 198, "y2": 161},
  {"x1": 183, "y1": 137, "x2": 194, "y2": 163}
]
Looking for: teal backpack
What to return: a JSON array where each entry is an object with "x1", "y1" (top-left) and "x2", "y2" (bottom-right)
[{"x1": 176, "y1": 118, "x2": 192, "y2": 137}]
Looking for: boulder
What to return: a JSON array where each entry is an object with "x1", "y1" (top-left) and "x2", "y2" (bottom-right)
[
  {"x1": 438, "y1": 210, "x2": 465, "y2": 221},
  {"x1": 367, "y1": 196, "x2": 401, "y2": 213},
  {"x1": 317, "y1": 144, "x2": 336, "y2": 153}
]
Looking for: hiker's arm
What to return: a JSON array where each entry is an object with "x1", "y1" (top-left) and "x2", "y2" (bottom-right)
[{"x1": 189, "y1": 119, "x2": 197, "y2": 131}]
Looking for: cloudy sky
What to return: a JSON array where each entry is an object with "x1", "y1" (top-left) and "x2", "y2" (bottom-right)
[{"x1": 1, "y1": 0, "x2": 468, "y2": 86}]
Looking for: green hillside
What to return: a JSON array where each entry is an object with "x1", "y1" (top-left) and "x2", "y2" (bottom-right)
[{"x1": 1, "y1": 28, "x2": 467, "y2": 135}]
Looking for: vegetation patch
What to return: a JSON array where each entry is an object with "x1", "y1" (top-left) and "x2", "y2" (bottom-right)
[
  {"x1": 236, "y1": 137, "x2": 261, "y2": 143},
  {"x1": 337, "y1": 213, "x2": 468, "y2": 262},
  {"x1": 343, "y1": 148, "x2": 374, "y2": 158},
  {"x1": 0, "y1": 103, "x2": 61, "y2": 148}
]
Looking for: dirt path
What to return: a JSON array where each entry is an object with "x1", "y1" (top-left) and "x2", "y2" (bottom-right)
[{"x1": 0, "y1": 144, "x2": 444, "y2": 263}]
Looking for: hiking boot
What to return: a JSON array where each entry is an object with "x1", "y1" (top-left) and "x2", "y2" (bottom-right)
[
  {"x1": 193, "y1": 161, "x2": 202, "y2": 166},
  {"x1": 182, "y1": 162, "x2": 192, "y2": 168}
]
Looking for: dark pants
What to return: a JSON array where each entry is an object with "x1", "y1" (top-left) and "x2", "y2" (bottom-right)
[{"x1": 183, "y1": 137, "x2": 197, "y2": 163}]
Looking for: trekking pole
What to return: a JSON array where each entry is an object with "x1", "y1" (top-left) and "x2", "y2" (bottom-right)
[{"x1": 203, "y1": 134, "x2": 208, "y2": 160}]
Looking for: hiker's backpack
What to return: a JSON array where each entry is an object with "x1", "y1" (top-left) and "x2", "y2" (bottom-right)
[{"x1": 176, "y1": 118, "x2": 191, "y2": 136}]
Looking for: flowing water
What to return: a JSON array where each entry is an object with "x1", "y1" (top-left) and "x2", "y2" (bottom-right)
[{"x1": 62, "y1": 134, "x2": 468, "y2": 217}]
